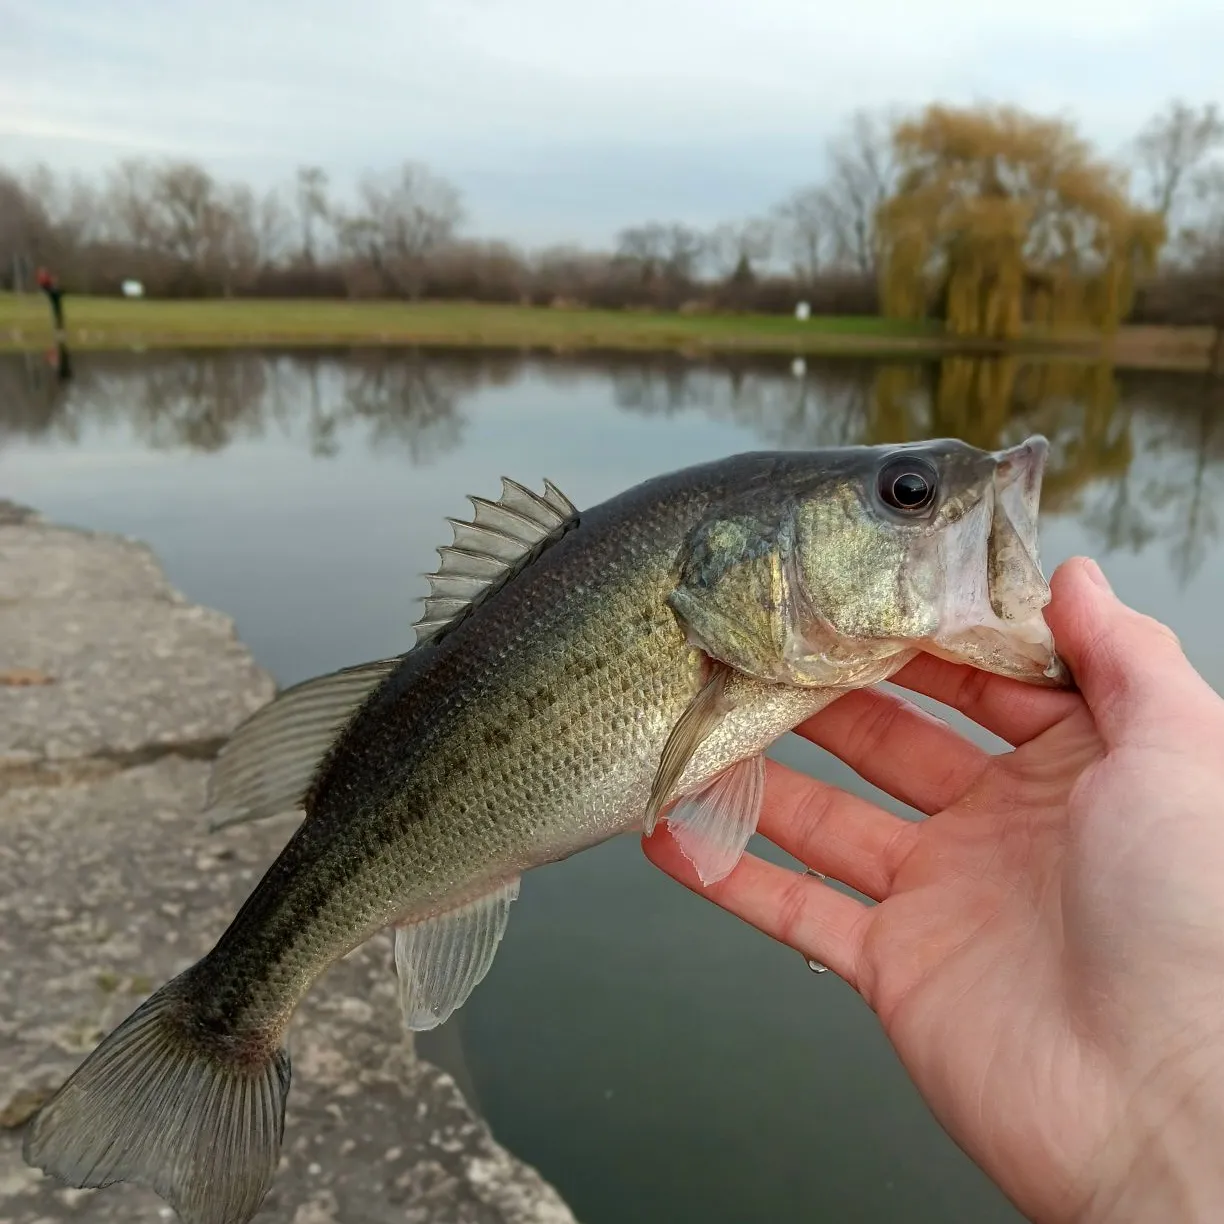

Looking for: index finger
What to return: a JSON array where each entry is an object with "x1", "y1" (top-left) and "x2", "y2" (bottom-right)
[
  {"x1": 1045, "y1": 556, "x2": 1211, "y2": 746},
  {"x1": 885, "y1": 652, "x2": 1081, "y2": 746}
]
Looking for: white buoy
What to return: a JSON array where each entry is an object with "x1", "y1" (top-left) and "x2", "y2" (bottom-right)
[
  {"x1": 121, "y1": 279, "x2": 145, "y2": 298},
  {"x1": 794, "y1": 300, "x2": 811, "y2": 321}
]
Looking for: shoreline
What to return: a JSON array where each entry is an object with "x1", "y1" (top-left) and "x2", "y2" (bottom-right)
[
  {"x1": 0, "y1": 501, "x2": 577, "y2": 1224},
  {"x1": 1, "y1": 295, "x2": 1218, "y2": 372}
]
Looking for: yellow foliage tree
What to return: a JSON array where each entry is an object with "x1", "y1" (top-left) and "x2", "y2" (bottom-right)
[
  {"x1": 877, "y1": 104, "x2": 1166, "y2": 338},
  {"x1": 867, "y1": 357, "x2": 1131, "y2": 509}
]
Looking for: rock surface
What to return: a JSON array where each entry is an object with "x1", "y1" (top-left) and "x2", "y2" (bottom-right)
[
  {"x1": 0, "y1": 507, "x2": 577, "y2": 1224},
  {"x1": 0, "y1": 512, "x2": 274, "y2": 774}
]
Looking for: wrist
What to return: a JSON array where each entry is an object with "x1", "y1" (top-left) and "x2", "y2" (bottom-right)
[{"x1": 1077, "y1": 1057, "x2": 1224, "y2": 1224}]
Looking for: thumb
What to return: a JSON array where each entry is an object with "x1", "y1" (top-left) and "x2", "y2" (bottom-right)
[{"x1": 1045, "y1": 557, "x2": 1207, "y2": 745}]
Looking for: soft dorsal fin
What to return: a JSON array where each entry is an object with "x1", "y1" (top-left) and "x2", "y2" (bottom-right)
[
  {"x1": 413, "y1": 477, "x2": 578, "y2": 646},
  {"x1": 204, "y1": 657, "x2": 401, "y2": 830}
]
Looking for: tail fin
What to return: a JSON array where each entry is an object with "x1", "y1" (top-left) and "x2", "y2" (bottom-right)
[{"x1": 22, "y1": 975, "x2": 291, "y2": 1224}]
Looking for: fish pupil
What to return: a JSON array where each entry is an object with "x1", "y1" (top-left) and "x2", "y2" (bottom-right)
[
  {"x1": 893, "y1": 474, "x2": 929, "y2": 505},
  {"x1": 878, "y1": 460, "x2": 938, "y2": 512}
]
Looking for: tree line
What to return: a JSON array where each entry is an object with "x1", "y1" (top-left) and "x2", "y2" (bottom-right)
[{"x1": 2, "y1": 99, "x2": 1223, "y2": 332}]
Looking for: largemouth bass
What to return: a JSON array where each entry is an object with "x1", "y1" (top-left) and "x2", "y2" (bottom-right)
[{"x1": 24, "y1": 438, "x2": 1069, "y2": 1224}]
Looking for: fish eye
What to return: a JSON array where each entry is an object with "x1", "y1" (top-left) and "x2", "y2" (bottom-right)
[{"x1": 877, "y1": 458, "x2": 938, "y2": 514}]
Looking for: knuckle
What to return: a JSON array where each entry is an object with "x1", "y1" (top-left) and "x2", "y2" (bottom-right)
[
  {"x1": 845, "y1": 690, "x2": 907, "y2": 758},
  {"x1": 790, "y1": 785, "x2": 840, "y2": 865},
  {"x1": 774, "y1": 873, "x2": 814, "y2": 949},
  {"x1": 953, "y1": 662, "x2": 993, "y2": 713}
]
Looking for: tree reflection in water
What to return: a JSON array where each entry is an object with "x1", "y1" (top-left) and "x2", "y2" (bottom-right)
[{"x1": 1, "y1": 347, "x2": 1219, "y2": 587}]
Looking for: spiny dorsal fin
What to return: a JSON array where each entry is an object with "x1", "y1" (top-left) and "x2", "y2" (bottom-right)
[{"x1": 413, "y1": 476, "x2": 579, "y2": 647}]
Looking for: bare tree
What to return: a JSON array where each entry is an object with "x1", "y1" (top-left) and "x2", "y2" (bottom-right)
[
  {"x1": 347, "y1": 162, "x2": 463, "y2": 298},
  {"x1": 773, "y1": 186, "x2": 827, "y2": 282},
  {"x1": 612, "y1": 222, "x2": 705, "y2": 301},
  {"x1": 615, "y1": 223, "x2": 669, "y2": 281},
  {"x1": 149, "y1": 161, "x2": 227, "y2": 284},
  {"x1": 820, "y1": 107, "x2": 900, "y2": 276},
  {"x1": 1134, "y1": 101, "x2": 1224, "y2": 216},
  {"x1": 43, "y1": 170, "x2": 104, "y2": 261},
  {"x1": 257, "y1": 188, "x2": 294, "y2": 268},
  {"x1": 0, "y1": 170, "x2": 50, "y2": 289},
  {"x1": 708, "y1": 219, "x2": 773, "y2": 282},
  {"x1": 659, "y1": 224, "x2": 705, "y2": 283},
  {"x1": 295, "y1": 166, "x2": 330, "y2": 265},
  {"x1": 103, "y1": 159, "x2": 161, "y2": 250},
  {"x1": 1132, "y1": 101, "x2": 1224, "y2": 264},
  {"x1": 214, "y1": 184, "x2": 261, "y2": 294}
]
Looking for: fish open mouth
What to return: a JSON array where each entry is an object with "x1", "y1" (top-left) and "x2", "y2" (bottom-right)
[{"x1": 928, "y1": 435, "x2": 1072, "y2": 687}]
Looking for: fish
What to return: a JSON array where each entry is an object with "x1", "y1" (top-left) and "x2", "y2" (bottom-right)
[{"x1": 22, "y1": 436, "x2": 1069, "y2": 1224}]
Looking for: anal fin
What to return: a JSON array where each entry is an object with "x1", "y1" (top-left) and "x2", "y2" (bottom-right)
[
  {"x1": 394, "y1": 878, "x2": 520, "y2": 1031},
  {"x1": 667, "y1": 754, "x2": 766, "y2": 886}
]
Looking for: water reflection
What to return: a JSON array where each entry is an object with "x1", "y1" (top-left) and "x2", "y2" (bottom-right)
[
  {"x1": 3, "y1": 347, "x2": 1219, "y2": 587},
  {"x1": 0, "y1": 348, "x2": 516, "y2": 462}
]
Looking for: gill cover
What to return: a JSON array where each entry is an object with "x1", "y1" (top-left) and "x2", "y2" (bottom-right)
[{"x1": 665, "y1": 494, "x2": 915, "y2": 690}]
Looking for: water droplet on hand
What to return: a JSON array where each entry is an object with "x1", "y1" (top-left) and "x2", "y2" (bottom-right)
[{"x1": 806, "y1": 958, "x2": 829, "y2": 974}]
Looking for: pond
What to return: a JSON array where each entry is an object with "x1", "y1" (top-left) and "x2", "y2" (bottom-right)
[{"x1": 4, "y1": 346, "x2": 1223, "y2": 1223}]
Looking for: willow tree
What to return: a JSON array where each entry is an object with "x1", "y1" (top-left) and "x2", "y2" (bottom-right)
[
  {"x1": 877, "y1": 104, "x2": 1166, "y2": 338},
  {"x1": 866, "y1": 357, "x2": 1130, "y2": 510}
]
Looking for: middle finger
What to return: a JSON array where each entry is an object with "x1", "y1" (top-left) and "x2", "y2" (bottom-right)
[{"x1": 797, "y1": 686, "x2": 990, "y2": 815}]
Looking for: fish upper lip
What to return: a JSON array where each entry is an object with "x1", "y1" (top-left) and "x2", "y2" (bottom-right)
[
  {"x1": 993, "y1": 435, "x2": 1049, "y2": 492},
  {"x1": 991, "y1": 434, "x2": 1048, "y2": 556}
]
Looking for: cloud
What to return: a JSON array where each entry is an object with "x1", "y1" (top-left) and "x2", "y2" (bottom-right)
[{"x1": 2, "y1": 0, "x2": 1221, "y2": 242}]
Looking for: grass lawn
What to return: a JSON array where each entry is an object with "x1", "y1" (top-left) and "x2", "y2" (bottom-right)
[
  {"x1": 0, "y1": 293, "x2": 951, "y2": 354},
  {"x1": 0, "y1": 293, "x2": 1213, "y2": 370}
]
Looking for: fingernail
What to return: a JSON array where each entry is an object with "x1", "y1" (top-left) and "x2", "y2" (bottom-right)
[{"x1": 1084, "y1": 558, "x2": 1113, "y2": 593}]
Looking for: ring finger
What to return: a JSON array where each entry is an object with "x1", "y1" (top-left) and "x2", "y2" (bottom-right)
[{"x1": 756, "y1": 758, "x2": 918, "y2": 902}]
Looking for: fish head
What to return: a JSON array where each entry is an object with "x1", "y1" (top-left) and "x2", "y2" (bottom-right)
[
  {"x1": 787, "y1": 434, "x2": 1069, "y2": 687},
  {"x1": 669, "y1": 436, "x2": 1070, "y2": 691}
]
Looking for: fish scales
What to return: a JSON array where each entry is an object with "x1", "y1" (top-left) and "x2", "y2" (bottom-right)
[{"x1": 196, "y1": 455, "x2": 800, "y2": 1026}]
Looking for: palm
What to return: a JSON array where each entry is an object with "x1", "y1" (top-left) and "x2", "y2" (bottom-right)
[
  {"x1": 646, "y1": 669, "x2": 1127, "y2": 1219},
  {"x1": 860, "y1": 710, "x2": 1114, "y2": 1215},
  {"x1": 863, "y1": 704, "x2": 1103, "y2": 1019}
]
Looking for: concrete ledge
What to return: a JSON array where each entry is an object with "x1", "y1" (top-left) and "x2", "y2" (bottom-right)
[{"x1": 0, "y1": 506, "x2": 577, "y2": 1224}]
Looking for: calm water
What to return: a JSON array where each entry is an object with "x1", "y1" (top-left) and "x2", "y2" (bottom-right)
[{"x1": 4, "y1": 347, "x2": 1224, "y2": 1223}]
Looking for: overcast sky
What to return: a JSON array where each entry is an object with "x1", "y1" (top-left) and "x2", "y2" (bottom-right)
[{"x1": 2, "y1": 0, "x2": 1221, "y2": 246}]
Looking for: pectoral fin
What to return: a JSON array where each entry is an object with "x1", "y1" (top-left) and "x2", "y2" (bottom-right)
[
  {"x1": 644, "y1": 663, "x2": 736, "y2": 835},
  {"x1": 205, "y1": 657, "x2": 402, "y2": 831},
  {"x1": 644, "y1": 661, "x2": 767, "y2": 887}
]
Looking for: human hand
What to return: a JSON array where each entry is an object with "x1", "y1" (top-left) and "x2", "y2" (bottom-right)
[{"x1": 643, "y1": 558, "x2": 1224, "y2": 1222}]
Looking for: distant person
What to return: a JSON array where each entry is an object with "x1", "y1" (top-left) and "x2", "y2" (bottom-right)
[{"x1": 35, "y1": 267, "x2": 65, "y2": 333}]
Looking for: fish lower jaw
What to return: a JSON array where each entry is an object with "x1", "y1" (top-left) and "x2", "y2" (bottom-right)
[{"x1": 926, "y1": 613, "x2": 1067, "y2": 685}]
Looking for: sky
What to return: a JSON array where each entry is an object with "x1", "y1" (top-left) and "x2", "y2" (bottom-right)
[{"x1": 2, "y1": 0, "x2": 1222, "y2": 247}]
